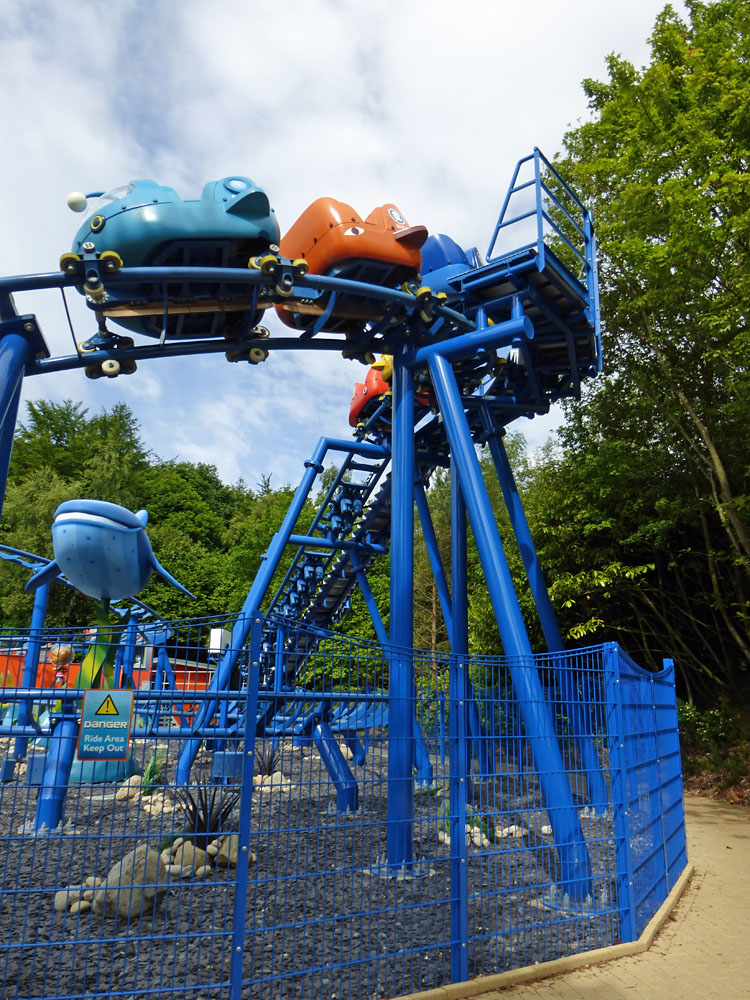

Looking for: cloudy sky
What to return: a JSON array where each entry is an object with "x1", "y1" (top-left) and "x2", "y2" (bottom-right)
[{"x1": 0, "y1": 0, "x2": 685, "y2": 490}]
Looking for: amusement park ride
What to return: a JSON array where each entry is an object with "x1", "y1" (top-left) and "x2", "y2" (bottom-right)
[{"x1": 0, "y1": 150, "x2": 602, "y2": 896}]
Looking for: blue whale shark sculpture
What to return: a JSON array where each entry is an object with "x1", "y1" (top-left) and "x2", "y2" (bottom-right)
[{"x1": 25, "y1": 499, "x2": 194, "y2": 602}]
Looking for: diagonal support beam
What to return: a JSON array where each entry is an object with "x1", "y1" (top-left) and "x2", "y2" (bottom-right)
[{"x1": 428, "y1": 351, "x2": 592, "y2": 898}]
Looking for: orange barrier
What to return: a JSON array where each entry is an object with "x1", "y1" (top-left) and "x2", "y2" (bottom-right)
[
  {"x1": 1, "y1": 650, "x2": 60, "y2": 689},
  {"x1": 1, "y1": 648, "x2": 213, "y2": 726}
]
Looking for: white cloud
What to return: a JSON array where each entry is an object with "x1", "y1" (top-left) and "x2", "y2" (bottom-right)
[{"x1": 1, "y1": 0, "x2": 687, "y2": 492}]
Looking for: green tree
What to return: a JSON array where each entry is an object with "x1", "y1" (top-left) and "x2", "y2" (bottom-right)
[{"x1": 543, "y1": 0, "x2": 750, "y2": 702}]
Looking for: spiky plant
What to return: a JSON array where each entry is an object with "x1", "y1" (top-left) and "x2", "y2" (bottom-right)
[
  {"x1": 141, "y1": 749, "x2": 167, "y2": 797},
  {"x1": 254, "y1": 745, "x2": 280, "y2": 778},
  {"x1": 176, "y1": 784, "x2": 240, "y2": 849}
]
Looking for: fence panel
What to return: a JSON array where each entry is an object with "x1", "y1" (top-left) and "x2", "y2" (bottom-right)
[
  {"x1": 0, "y1": 618, "x2": 688, "y2": 999},
  {"x1": 616, "y1": 648, "x2": 687, "y2": 937},
  {"x1": 466, "y1": 648, "x2": 621, "y2": 978},
  {"x1": 0, "y1": 617, "x2": 252, "y2": 1000}
]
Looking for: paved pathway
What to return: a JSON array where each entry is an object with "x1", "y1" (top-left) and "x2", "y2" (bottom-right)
[{"x1": 469, "y1": 795, "x2": 750, "y2": 999}]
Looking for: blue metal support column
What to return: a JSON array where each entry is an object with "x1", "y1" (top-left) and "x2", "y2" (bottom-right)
[
  {"x1": 313, "y1": 721, "x2": 358, "y2": 813},
  {"x1": 415, "y1": 479, "x2": 486, "y2": 773},
  {"x1": 481, "y1": 409, "x2": 562, "y2": 648},
  {"x1": 449, "y1": 459, "x2": 469, "y2": 982},
  {"x1": 351, "y1": 552, "x2": 389, "y2": 647},
  {"x1": 350, "y1": 551, "x2": 433, "y2": 787},
  {"x1": 118, "y1": 617, "x2": 139, "y2": 688},
  {"x1": 482, "y1": 408, "x2": 608, "y2": 811},
  {"x1": 34, "y1": 696, "x2": 78, "y2": 831},
  {"x1": 274, "y1": 625, "x2": 287, "y2": 693},
  {"x1": 428, "y1": 352, "x2": 592, "y2": 898},
  {"x1": 386, "y1": 348, "x2": 415, "y2": 869},
  {"x1": 0, "y1": 321, "x2": 34, "y2": 517}
]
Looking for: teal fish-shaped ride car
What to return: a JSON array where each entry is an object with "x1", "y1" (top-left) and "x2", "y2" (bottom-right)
[{"x1": 69, "y1": 176, "x2": 280, "y2": 339}]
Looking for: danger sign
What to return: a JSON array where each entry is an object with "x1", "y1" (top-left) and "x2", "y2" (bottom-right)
[{"x1": 77, "y1": 689, "x2": 134, "y2": 761}]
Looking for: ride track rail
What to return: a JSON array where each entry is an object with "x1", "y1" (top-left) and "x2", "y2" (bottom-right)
[{"x1": 0, "y1": 265, "x2": 475, "y2": 375}]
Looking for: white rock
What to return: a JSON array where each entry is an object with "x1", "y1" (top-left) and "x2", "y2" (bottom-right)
[
  {"x1": 171, "y1": 842, "x2": 207, "y2": 874},
  {"x1": 172, "y1": 837, "x2": 184, "y2": 852},
  {"x1": 541, "y1": 825, "x2": 553, "y2": 836},
  {"x1": 54, "y1": 888, "x2": 81, "y2": 913},
  {"x1": 498, "y1": 824, "x2": 527, "y2": 839},
  {"x1": 472, "y1": 829, "x2": 483, "y2": 847},
  {"x1": 91, "y1": 845, "x2": 167, "y2": 919},
  {"x1": 264, "y1": 772, "x2": 288, "y2": 786},
  {"x1": 69, "y1": 900, "x2": 91, "y2": 916},
  {"x1": 216, "y1": 834, "x2": 239, "y2": 868},
  {"x1": 193, "y1": 865, "x2": 211, "y2": 878},
  {"x1": 159, "y1": 848, "x2": 173, "y2": 868},
  {"x1": 84, "y1": 876, "x2": 103, "y2": 888},
  {"x1": 206, "y1": 843, "x2": 219, "y2": 858}
]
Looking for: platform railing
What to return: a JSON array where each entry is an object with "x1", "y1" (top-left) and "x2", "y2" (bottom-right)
[
  {"x1": 0, "y1": 618, "x2": 687, "y2": 1000},
  {"x1": 485, "y1": 148, "x2": 600, "y2": 338}
]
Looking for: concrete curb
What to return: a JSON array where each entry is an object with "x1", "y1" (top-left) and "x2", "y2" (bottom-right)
[{"x1": 393, "y1": 862, "x2": 695, "y2": 1000}]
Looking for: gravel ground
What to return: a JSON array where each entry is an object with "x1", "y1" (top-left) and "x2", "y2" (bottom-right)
[{"x1": 0, "y1": 734, "x2": 619, "y2": 1000}]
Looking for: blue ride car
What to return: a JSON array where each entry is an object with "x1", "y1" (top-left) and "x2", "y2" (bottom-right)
[{"x1": 67, "y1": 176, "x2": 280, "y2": 340}]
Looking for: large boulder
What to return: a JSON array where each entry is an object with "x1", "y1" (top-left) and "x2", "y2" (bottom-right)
[{"x1": 91, "y1": 844, "x2": 166, "y2": 920}]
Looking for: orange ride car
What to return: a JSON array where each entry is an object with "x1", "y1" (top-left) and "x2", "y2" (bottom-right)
[{"x1": 277, "y1": 199, "x2": 427, "y2": 334}]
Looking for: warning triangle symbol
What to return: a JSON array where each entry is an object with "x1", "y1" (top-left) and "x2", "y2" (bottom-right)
[{"x1": 95, "y1": 694, "x2": 120, "y2": 716}]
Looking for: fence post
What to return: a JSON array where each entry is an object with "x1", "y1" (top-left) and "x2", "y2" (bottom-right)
[
  {"x1": 387, "y1": 348, "x2": 416, "y2": 869},
  {"x1": 647, "y1": 672, "x2": 668, "y2": 899},
  {"x1": 603, "y1": 643, "x2": 636, "y2": 942},
  {"x1": 656, "y1": 659, "x2": 688, "y2": 889},
  {"x1": 449, "y1": 461, "x2": 469, "y2": 982},
  {"x1": 230, "y1": 612, "x2": 263, "y2": 999}
]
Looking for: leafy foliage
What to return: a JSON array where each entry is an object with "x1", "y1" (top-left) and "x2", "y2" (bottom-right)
[
  {"x1": 0, "y1": 400, "x2": 301, "y2": 628},
  {"x1": 141, "y1": 749, "x2": 168, "y2": 797},
  {"x1": 533, "y1": 0, "x2": 750, "y2": 703}
]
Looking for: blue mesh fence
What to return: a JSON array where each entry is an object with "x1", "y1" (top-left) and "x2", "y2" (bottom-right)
[
  {"x1": 612, "y1": 645, "x2": 687, "y2": 938},
  {"x1": 0, "y1": 618, "x2": 687, "y2": 999}
]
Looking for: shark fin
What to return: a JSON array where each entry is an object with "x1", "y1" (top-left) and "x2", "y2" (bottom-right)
[
  {"x1": 24, "y1": 560, "x2": 62, "y2": 593},
  {"x1": 150, "y1": 555, "x2": 195, "y2": 599}
]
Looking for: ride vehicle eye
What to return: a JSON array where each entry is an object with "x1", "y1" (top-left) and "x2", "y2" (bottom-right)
[{"x1": 224, "y1": 178, "x2": 249, "y2": 193}]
